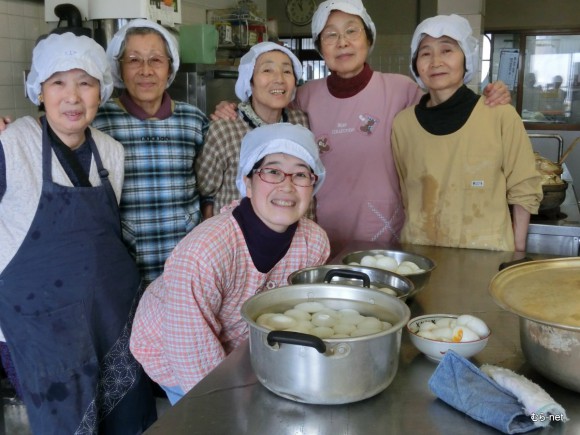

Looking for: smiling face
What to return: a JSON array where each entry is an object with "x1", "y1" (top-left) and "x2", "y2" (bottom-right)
[
  {"x1": 415, "y1": 35, "x2": 466, "y2": 105},
  {"x1": 250, "y1": 50, "x2": 297, "y2": 123},
  {"x1": 320, "y1": 10, "x2": 370, "y2": 79},
  {"x1": 42, "y1": 69, "x2": 101, "y2": 148},
  {"x1": 244, "y1": 153, "x2": 314, "y2": 233},
  {"x1": 120, "y1": 32, "x2": 171, "y2": 115}
]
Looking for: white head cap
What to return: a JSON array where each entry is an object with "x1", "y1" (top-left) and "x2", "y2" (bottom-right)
[
  {"x1": 311, "y1": 0, "x2": 376, "y2": 52},
  {"x1": 410, "y1": 14, "x2": 479, "y2": 89},
  {"x1": 236, "y1": 123, "x2": 326, "y2": 197},
  {"x1": 106, "y1": 18, "x2": 180, "y2": 88},
  {"x1": 235, "y1": 42, "x2": 303, "y2": 102},
  {"x1": 26, "y1": 32, "x2": 113, "y2": 107}
]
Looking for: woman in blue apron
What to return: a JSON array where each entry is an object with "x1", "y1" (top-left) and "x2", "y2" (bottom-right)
[{"x1": 0, "y1": 32, "x2": 156, "y2": 433}]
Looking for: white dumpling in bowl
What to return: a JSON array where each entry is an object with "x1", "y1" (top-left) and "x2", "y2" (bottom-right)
[
  {"x1": 452, "y1": 326, "x2": 480, "y2": 342},
  {"x1": 360, "y1": 255, "x2": 378, "y2": 267},
  {"x1": 310, "y1": 326, "x2": 334, "y2": 339},
  {"x1": 312, "y1": 312, "x2": 338, "y2": 328},
  {"x1": 399, "y1": 260, "x2": 421, "y2": 271},
  {"x1": 294, "y1": 301, "x2": 326, "y2": 313},
  {"x1": 375, "y1": 256, "x2": 398, "y2": 271},
  {"x1": 338, "y1": 309, "x2": 365, "y2": 325},
  {"x1": 333, "y1": 322, "x2": 357, "y2": 335},
  {"x1": 377, "y1": 286, "x2": 398, "y2": 296},
  {"x1": 396, "y1": 264, "x2": 414, "y2": 275},
  {"x1": 357, "y1": 316, "x2": 383, "y2": 330},
  {"x1": 256, "y1": 313, "x2": 276, "y2": 328},
  {"x1": 456, "y1": 315, "x2": 490, "y2": 337},
  {"x1": 268, "y1": 314, "x2": 297, "y2": 330},
  {"x1": 284, "y1": 308, "x2": 311, "y2": 321}
]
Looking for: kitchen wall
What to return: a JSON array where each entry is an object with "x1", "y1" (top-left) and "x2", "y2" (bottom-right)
[
  {"x1": 181, "y1": 0, "x2": 267, "y2": 25},
  {"x1": 0, "y1": 0, "x2": 49, "y2": 119}
]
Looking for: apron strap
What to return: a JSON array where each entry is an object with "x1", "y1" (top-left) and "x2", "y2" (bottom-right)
[
  {"x1": 40, "y1": 117, "x2": 119, "y2": 208},
  {"x1": 0, "y1": 141, "x2": 6, "y2": 201},
  {"x1": 84, "y1": 127, "x2": 119, "y2": 208}
]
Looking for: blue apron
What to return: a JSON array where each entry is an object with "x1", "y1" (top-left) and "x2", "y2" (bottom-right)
[{"x1": 0, "y1": 118, "x2": 156, "y2": 434}]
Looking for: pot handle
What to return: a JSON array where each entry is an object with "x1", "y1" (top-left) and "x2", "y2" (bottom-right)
[
  {"x1": 267, "y1": 331, "x2": 327, "y2": 353},
  {"x1": 499, "y1": 256, "x2": 533, "y2": 271},
  {"x1": 323, "y1": 269, "x2": 371, "y2": 287}
]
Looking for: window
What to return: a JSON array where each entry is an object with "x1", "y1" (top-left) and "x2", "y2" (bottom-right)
[
  {"x1": 489, "y1": 31, "x2": 580, "y2": 130},
  {"x1": 279, "y1": 36, "x2": 329, "y2": 82}
]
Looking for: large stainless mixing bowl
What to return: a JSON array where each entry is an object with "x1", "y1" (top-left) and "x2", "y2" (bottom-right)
[
  {"x1": 341, "y1": 249, "x2": 436, "y2": 298},
  {"x1": 489, "y1": 257, "x2": 580, "y2": 393}
]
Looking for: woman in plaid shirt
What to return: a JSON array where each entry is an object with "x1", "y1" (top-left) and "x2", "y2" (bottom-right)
[
  {"x1": 130, "y1": 123, "x2": 330, "y2": 404},
  {"x1": 195, "y1": 42, "x2": 310, "y2": 219},
  {"x1": 92, "y1": 19, "x2": 209, "y2": 287}
]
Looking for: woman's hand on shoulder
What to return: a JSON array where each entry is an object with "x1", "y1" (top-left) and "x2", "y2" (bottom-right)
[
  {"x1": 482, "y1": 81, "x2": 512, "y2": 107},
  {"x1": 0, "y1": 116, "x2": 13, "y2": 132},
  {"x1": 210, "y1": 101, "x2": 238, "y2": 121}
]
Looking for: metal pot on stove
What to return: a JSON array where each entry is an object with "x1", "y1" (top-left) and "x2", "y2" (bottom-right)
[
  {"x1": 241, "y1": 284, "x2": 410, "y2": 405},
  {"x1": 535, "y1": 152, "x2": 568, "y2": 211}
]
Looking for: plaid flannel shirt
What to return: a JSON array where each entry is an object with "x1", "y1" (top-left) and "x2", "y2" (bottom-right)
[
  {"x1": 195, "y1": 108, "x2": 309, "y2": 214},
  {"x1": 92, "y1": 99, "x2": 209, "y2": 285}
]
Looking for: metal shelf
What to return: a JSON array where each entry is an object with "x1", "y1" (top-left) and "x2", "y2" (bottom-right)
[{"x1": 207, "y1": 9, "x2": 266, "y2": 48}]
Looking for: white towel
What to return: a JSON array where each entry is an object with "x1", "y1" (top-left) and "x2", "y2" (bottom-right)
[{"x1": 481, "y1": 365, "x2": 569, "y2": 428}]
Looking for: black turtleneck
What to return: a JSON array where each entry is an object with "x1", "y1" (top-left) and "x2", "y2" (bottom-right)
[
  {"x1": 327, "y1": 63, "x2": 374, "y2": 99},
  {"x1": 46, "y1": 119, "x2": 92, "y2": 187},
  {"x1": 415, "y1": 85, "x2": 480, "y2": 135},
  {"x1": 232, "y1": 197, "x2": 298, "y2": 273}
]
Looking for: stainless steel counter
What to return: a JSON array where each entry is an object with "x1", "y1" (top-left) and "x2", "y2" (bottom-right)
[
  {"x1": 527, "y1": 183, "x2": 580, "y2": 256},
  {"x1": 145, "y1": 243, "x2": 580, "y2": 435}
]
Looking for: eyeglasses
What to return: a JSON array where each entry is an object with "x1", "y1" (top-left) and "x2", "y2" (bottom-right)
[
  {"x1": 253, "y1": 167, "x2": 318, "y2": 187},
  {"x1": 320, "y1": 26, "x2": 364, "y2": 46},
  {"x1": 120, "y1": 55, "x2": 171, "y2": 70}
]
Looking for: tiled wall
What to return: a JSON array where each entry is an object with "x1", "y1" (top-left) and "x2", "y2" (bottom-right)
[
  {"x1": 368, "y1": 34, "x2": 413, "y2": 76},
  {"x1": 0, "y1": 0, "x2": 245, "y2": 118},
  {"x1": 0, "y1": 0, "x2": 49, "y2": 119},
  {"x1": 367, "y1": 1, "x2": 486, "y2": 90}
]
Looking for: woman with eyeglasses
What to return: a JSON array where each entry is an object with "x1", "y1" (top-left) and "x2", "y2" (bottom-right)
[
  {"x1": 213, "y1": 0, "x2": 511, "y2": 255},
  {"x1": 195, "y1": 42, "x2": 313, "y2": 220},
  {"x1": 0, "y1": 20, "x2": 208, "y2": 287},
  {"x1": 129, "y1": 123, "x2": 330, "y2": 404},
  {"x1": 90, "y1": 19, "x2": 209, "y2": 287}
]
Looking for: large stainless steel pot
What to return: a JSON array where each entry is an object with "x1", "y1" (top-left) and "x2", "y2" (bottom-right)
[
  {"x1": 489, "y1": 257, "x2": 580, "y2": 392},
  {"x1": 287, "y1": 264, "x2": 414, "y2": 301},
  {"x1": 241, "y1": 284, "x2": 411, "y2": 404}
]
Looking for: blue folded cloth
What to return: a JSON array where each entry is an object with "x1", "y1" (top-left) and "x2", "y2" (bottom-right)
[{"x1": 428, "y1": 351, "x2": 537, "y2": 434}]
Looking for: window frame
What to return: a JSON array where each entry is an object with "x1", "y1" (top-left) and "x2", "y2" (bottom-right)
[{"x1": 489, "y1": 29, "x2": 580, "y2": 131}]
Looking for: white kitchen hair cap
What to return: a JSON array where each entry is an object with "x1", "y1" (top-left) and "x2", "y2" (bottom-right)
[
  {"x1": 410, "y1": 14, "x2": 479, "y2": 89},
  {"x1": 236, "y1": 123, "x2": 326, "y2": 197},
  {"x1": 235, "y1": 41, "x2": 303, "y2": 102},
  {"x1": 26, "y1": 32, "x2": 113, "y2": 107},
  {"x1": 106, "y1": 18, "x2": 180, "y2": 88},
  {"x1": 311, "y1": 0, "x2": 376, "y2": 52}
]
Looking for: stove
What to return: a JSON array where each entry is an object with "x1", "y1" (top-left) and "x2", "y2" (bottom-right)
[{"x1": 527, "y1": 183, "x2": 580, "y2": 256}]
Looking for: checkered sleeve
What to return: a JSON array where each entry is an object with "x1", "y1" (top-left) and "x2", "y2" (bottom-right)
[
  {"x1": 160, "y1": 232, "x2": 232, "y2": 392},
  {"x1": 195, "y1": 121, "x2": 230, "y2": 199}
]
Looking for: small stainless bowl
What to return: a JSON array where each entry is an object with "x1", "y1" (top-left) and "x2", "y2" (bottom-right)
[{"x1": 341, "y1": 249, "x2": 436, "y2": 298}]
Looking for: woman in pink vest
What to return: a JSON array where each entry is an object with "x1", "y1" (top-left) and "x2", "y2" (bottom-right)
[{"x1": 212, "y1": 0, "x2": 510, "y2": 254}]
